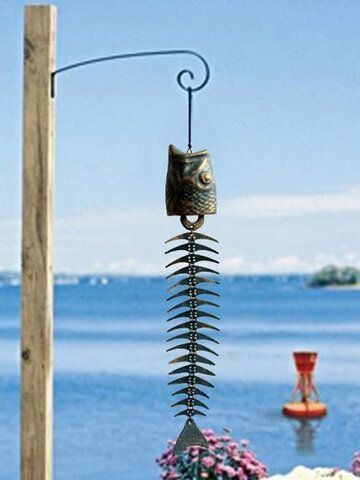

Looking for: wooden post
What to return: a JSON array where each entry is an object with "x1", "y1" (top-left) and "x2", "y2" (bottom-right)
[{"x1": 21, "y1": 6, "x2": 56, "y2": 480}]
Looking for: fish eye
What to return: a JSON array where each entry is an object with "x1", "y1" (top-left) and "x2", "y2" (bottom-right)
[{"x1": 200, "y1": 172, "x2": 212, "y2": 184}]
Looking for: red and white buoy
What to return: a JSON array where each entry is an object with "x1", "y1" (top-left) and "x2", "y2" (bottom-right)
[{"x1": 282, "y1": 352, "x2": 327, "y2": 419}]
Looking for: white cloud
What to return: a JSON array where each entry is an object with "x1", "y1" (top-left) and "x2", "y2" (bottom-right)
[
  {"x1": 3, "y1": 185, "x2": 360, "y2": 274},
  {"x1": 55, "y1": 183, "x2": 360, "y2": 238},
  {"x1": 222, "y1": 184, "x2": 360, "y2": 218},
  {"x1": 91, "y1": 258, "x2": 161, "y2": 275},
  {"x1": 56, "y1": 207, "x2": 163, "y2": 232},
  {"x1": 222, "y1": 256, "x2": 246, "y2": 274}
]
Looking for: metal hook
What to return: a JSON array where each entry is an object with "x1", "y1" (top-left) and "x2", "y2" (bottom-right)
[{"x1": 51, "y1": 49, "x2": 210, "y2": 98}]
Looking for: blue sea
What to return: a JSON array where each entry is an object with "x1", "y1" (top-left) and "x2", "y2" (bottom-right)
[{"x1": 1, "y1": 275, "x2": 360, "y2": 479}]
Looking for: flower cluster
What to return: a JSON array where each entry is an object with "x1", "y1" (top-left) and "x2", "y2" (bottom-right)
[
  {"x1": 351, "y1": 452, "x2": 360, "y2": 477},
  {"x1": 156, "y1": 428, "x2": 268, "y2": 479}
]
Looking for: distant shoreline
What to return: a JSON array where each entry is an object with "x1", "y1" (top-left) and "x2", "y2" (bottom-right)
[
  {"x1": 308, "y1": 265, "x2": 360, "y2": 289},
  {"x1": 324, "y1": 284, "x2": 360, "y2": 291}
]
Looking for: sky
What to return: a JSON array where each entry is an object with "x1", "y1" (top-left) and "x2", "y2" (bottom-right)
[{"x1": 1, "y1": 0, "x2": 360, "y2": 274}]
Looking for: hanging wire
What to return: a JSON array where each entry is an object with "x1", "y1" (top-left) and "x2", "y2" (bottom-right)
[{"x1": 187, "y1": 88, "x2": 193, "y2": 152}]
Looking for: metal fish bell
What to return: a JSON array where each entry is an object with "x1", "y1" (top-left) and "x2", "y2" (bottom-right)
[
  {"x1": 166, "y1": 145, "x2": 217, "y2": 217},
  {"x1": 165, "y1": 144, "x2": 220, "y2": 456}
]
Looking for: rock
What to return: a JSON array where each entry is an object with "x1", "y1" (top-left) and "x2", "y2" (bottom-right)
[{"x1": 269, "y1": 466, "x2": 357, "y2": 480}]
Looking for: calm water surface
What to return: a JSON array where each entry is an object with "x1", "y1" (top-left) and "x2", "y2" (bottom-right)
[{"x1": 1, "y1": 276, "x2": 359, "y2": 479}]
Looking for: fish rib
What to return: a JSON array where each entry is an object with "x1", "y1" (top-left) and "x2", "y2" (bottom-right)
[
  {"x1": 169, "y1": 353, "x2": 215, "y2": 366},
  {"x1": 169, "y1": 365, "x2": 215, "y2": 376},
  {"x1": 167, "y1": 321, "x2": 220, "y2": 333},
  {"x1": 167, "y1": 298, "x2": 219, "y2": 312},
  {"x1": 166, "y1": 342, "x2": 218, "y2": 356},
  {"x1": 166, "y1": 243, "x2": 219, "y2": 255},
  {"x1": 175, "y1": 409, "x2": 206, "y2": 418},
  {"x1": 167, "y1": 310, "x2": 220, "y2": 322},
  {"x1": 167, "y1": 332, "x2": 219, "y2": 344},
  {"x1": 172, "y1": 398, "x2": 208, "y2": 409},
  {"x1": 165, "y1": 232, "x2": 219, "y2": 243},
  {"x1": 172, "y1": 387, "x2": 209, "y2": 398},
  {"x1": 166, "y1": 265, "x2": 219, "y2": 279},
  {"x1": 168, "y1": 376, "x2": 215, "y2": 388},
  {"x1": 167, "y1": 287, "x2": 220, "y2": 301},
  {"x1": 166, "y1": 254, "x2": 219, "y2": 268},
  {"x1": 167, "y1": 276, "x2": 219, "y2": 291}
]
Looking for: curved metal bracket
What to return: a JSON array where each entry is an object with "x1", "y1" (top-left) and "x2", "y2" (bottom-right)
[{"x1": 51, "y1": 49, "x2": 210, "y2": 98}]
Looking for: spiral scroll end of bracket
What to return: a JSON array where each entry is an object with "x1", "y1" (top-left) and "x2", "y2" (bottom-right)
[{"x1": 175, "y1": 51, "x2": 210, "y2": 93}]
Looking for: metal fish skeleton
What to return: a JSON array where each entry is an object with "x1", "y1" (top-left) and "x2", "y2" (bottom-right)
[{"x1": 165, "y1": 145, "x2": 219, "y2": 455}]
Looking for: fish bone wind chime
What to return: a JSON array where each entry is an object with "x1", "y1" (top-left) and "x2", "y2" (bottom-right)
[{"x1": 164, "y1": 85, "x2": 220, "y2": 455}]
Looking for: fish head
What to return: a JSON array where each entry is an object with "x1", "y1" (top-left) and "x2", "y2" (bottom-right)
[{"x1": 166, "y1": 145, "x2": 217, "y2": 216}]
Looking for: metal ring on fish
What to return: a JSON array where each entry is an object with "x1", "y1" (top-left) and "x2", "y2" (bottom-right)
[{"x1": 180, "y1": 215, "x2": 204, "y2": 231}]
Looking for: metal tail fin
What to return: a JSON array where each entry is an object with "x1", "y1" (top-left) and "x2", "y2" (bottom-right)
[{"x1": 173, "y1": 418, "x2": 208, "y2": 455}]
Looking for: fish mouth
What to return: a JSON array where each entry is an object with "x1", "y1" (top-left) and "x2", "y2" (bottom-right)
[{"x1": 169, "y1": 144, "x2": 208, "y2": 159}]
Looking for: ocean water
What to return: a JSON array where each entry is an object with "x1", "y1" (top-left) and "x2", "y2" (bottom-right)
[{"x1": 1, "y1": 275, "x2": 360, "y2": 479}]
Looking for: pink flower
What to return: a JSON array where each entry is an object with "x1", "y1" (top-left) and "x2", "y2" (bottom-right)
[
  {"x1": 215, "y1": 463, "x2": 236, "y2": 477},
  {"x1": 207, "y1": 436, "x2": 219, "y2": 446},
  {"x1": 215, "y1": 463, "x2": 225, "y2": 474},
  {"x1": 238, "y1": 458, "x2": 250, "y2": 469},
  {"x1": 165, "y1": 454, "x2": 177, "y2": 466},
  {"x1": 352, "y1": 452, "x2": 360, "y2": 476},
  {"x1": 236, "y1": 467, "x2": 247, "y2": 480},
  {"x1": 190, "y1": 447, "x2": 200, "y2": 457},
  {"x1": 227, "y1": 443, "x2": 239, "y2": 457},
  {"x1": 165, "y1": 473, "x2": 178, "y2": 480},
  {"x1": 222, "y1": 465, "x2": 236, "y2": 477},
  {"x1": 243, "y1": 451, "x2": 255, "y2": 461},
  {"x1": 202, "y1": 456, "x2": 216, "y2": 468},
  {"x1": 157, "y1": 428, "x2": 268, "y2": 480}
]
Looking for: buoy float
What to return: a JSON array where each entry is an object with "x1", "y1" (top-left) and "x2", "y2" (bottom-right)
[{"x1": 282, "y1": 352, "x2": 327, "y2": 419}]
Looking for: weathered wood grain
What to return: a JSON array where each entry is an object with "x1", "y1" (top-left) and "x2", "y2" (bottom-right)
[{"x1": 21, "y1": 6, "x2": 56, "y2": 480}]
